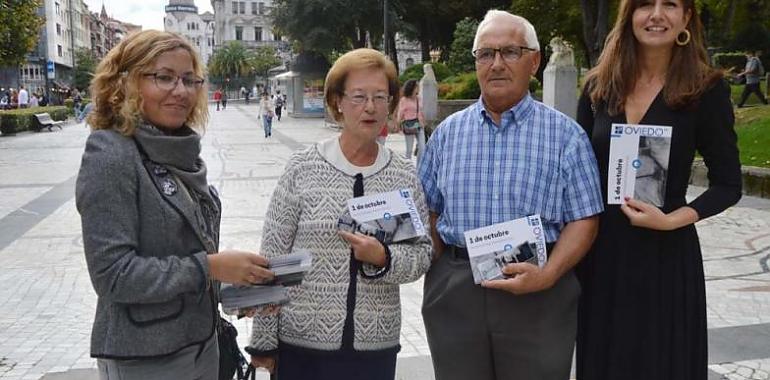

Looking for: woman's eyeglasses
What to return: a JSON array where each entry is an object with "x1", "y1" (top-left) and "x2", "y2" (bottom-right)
[
  {"x1": 143, "y1": 72, "x2": 205, "y2": 91},
  {"x1": 343, "y1": 92, "x2": 392, "y2": 106}
]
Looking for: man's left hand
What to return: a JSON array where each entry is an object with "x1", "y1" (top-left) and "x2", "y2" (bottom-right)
[{"x1": 481, "y1": 263, "x2": 556, "y2": 295}]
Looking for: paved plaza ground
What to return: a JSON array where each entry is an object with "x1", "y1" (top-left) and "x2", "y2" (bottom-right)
[{"x1": 0, "y1": 101, "x2": 769, "y2": 380}]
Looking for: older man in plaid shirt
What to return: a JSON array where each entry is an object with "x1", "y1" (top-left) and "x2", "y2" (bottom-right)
[{"x1": 418, "y1": 10, "x2": 603, "y2": 380}]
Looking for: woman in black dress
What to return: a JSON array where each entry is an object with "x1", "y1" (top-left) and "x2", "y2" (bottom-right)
[{"x1": 576, "y1": 1, "x2": 743, "y2": 379}]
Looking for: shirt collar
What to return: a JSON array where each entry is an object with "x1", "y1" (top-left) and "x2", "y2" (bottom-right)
[{"x1": 475, "y1": 92, "x2": 535, "y2": 130}]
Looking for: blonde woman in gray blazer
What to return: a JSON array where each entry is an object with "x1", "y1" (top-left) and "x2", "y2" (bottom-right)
[{"x1": 76, "y1": 30, "x2": 273, "y2": 380}]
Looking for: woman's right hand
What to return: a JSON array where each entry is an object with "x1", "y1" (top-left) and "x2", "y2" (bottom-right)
[
  {"x1": 251, "y1": 355, "x2": 276, "y2": 374},
  {"x1": 208, "y1": 250, "x2": 274, "y2": 286}
]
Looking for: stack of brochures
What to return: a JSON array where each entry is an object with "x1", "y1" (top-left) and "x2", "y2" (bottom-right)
[
  {"x1": 220, "y1": 250, "x2": 313, "y2": 310},
  {"x1": 608, "y1": 123, "x2": 672, "y2": 207},
  {"x1": 337, "y1": 188, "x2": 425, "y2": 244},
  {"x1": 463, "y1": 215, "x2": 548, "y2": 284}
]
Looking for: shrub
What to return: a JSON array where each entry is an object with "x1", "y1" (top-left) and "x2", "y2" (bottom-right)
[
  {"x1": 529, "y1": 76, "x2": 541, "y2": 93},
  {"x1": 441, "y1": 72, "x2": 480, "y2": 100},
  {"x1": 399, "y1": 62, "x2": 453, "y2": 85},
  {"x1": 0, "y1": 106, "x2": 69, "y2": 135}
]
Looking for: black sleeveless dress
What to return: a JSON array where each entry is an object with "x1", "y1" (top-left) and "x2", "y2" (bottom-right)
[{"x1": 575, "y1": 80, "x2": 742, "y2": 380}]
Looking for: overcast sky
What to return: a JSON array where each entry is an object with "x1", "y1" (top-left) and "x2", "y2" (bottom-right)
[{"x1": 82, "y1": 0, "x2": 213, "y2": 31}]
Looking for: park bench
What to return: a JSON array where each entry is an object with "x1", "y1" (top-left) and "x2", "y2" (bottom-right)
[{"x1": 33, "y1": 113, "x2": 63, "y2": 132}]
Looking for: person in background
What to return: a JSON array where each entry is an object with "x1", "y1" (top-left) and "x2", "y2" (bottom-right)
[
  {"x1": 736, "y1": 49, "x2": 768, "y2": 107},
  {"x1": 77, "y1": 30, "x2": 274, "y2": 380},
  {"x1": 18, "y1": 86, "x2": 28, "y2": 108},
  {"x1": 258, "y1": 92, "x2": 275, "y2": 138},
  {"x1": 213, "y1": 88, "x2": 222, "y2": 111},
  {"x1": 576, "y1": 1, "x2": 743, "y2": 379},
  {"x1": 247, "y1": 48, "x2": 432, "y2": 380},
  {"x1": 274, "y1": 90, "x2": 285, "y2": 121},
  {"x1": 29, "y1": 93, "x2": 39, "y2": 108},
  {"x1": 395, "y1": 79, "x2": 426, "y2": 161}
]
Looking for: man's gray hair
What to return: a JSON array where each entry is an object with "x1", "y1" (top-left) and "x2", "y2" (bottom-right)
[{"x1": 472, "y1": 10, "x2": 540, "y2": 53}]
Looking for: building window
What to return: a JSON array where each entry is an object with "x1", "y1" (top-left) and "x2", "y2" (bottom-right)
[
  {"x1": 251, "y1": 2, "x2": 257, "y2": 15},
  {"x1": 254, "y1": 27, "x2": 262, "y2": 41},
  {"x1": 239, "y1": 2, "x2": 245, "y2": 14},
  {"x1": 258, "y1": 2, "x2": 265, "y2": 15},
  {"x1": 235, "y1": 26, "x2": 243, "y2": 41},
  {"x1": 56, "y1": 24, "x2": 61, "y2": 36},
  {"x1": 58, "y1": 45, "x2": 63, "y2": 57},
  {"x1": 232, "y1": 1, "x2": 237, "y2": 13},
  {"x1": 273, "y1": 31, "x2": 281, "y2": 41},
  {"x1": 406, "y1": 58, "x2": 414, "y2": 67},
  {"x1": 55, "y1": 2, "x2": 60, "y2": 15}
]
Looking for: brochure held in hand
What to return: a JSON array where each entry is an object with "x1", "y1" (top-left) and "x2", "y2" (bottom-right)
[
  {"x1": 220, "y1": 250, "x2": 313, "y2": 311},
  {"x1": 608, "y1": 123, "x2": 672, "y2": 207},
  {"x1": 463, "y1": 215, "x2": 547, "y2": 284},
  {"x1": 337, "y1": 188, "x2": 425, "y2": 244}
]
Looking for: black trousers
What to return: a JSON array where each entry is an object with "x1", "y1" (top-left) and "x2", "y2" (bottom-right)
[
  {"x1": 738, "y1": 82, "x2": 768, "y2": 106},
  {"x1": 275, "y1": 106, "x2": 283, "y2": 120},
  {"x1": 276, "y1": 345, "x2": 397, "y2": 380}
]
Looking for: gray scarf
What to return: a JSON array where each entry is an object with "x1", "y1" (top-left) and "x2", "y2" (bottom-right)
[{"x1": 133, "y1": 123, "x2": 213, "y2": 204}]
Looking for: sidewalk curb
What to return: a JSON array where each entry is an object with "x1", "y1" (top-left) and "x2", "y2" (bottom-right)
[{"x1": 690, "y1": 160, "x2": 770, "y2": 199}]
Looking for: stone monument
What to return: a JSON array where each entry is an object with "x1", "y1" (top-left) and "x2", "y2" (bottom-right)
[
  {"x1": 419, "y1": 63, "x2": 438, "y2": 130},
  {"x1": 543, "y1": 37, "x2": 578, "y2": 119}
]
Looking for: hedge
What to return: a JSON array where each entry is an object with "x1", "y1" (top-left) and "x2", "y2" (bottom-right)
[
  {"x1": 713, "y1": 52, "x2": 746, "y2": 72},
  {"x1": 399, "y1": 62, "x2": 453, "y2": 84},
  {"x1": 0, "y1": 106, "x2": 69, "y2": 135}
]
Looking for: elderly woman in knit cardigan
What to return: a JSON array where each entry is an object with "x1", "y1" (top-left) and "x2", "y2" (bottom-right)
[{"x1": 247, "y1": 48, "x2": 433, "y2": 380}]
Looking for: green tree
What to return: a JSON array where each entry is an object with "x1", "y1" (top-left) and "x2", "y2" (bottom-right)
[
  {"x1": 249, "y1": 46, "x2": 281, "y2": 87},
  {"x1": 72, "y1": 48, "x2": 97, "y2": 92},
  {"x1": 208, "y1": 41, "x2": 256, "y2": 85},
  {"x1": 447, "y1": 17, "x2": 478, "y2": 74},
  {"x1": 0, "y1": 0, "x2": 44, "y2": 67},
  {"x1": 394, "y1": 0, "x2": 510, "y2": 61},
  {"x1": 271, "y1": 0, "x2": 383, "y2": 58}
]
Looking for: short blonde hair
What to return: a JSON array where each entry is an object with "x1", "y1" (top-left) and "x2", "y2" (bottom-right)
[
  {"x1": 87, "y1": 30, "x2": 209, "y2": 135},
  {"x1": 324, "y1": 48, "x2": 399, "y2": 122}
]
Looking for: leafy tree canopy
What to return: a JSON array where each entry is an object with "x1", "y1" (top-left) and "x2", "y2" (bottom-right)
[
  {"x1": 73, "y1": 48, "x2": 97, "y2": 92},
  {"x1": 0, "y1": 0, "x2": 44, "y2": 67}
]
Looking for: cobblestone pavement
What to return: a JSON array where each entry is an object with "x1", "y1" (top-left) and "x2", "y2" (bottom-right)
[{"x1": 0, "y1": 102, "x2": 769, "y2": 380}]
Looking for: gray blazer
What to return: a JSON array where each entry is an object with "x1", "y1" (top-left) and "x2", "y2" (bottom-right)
[{"x1": 76, "y1": 129, "x2": 220, "y2": 359}]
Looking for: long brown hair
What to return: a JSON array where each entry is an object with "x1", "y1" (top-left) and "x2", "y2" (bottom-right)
[
  {"x1": 585, "y1": 0, "x2": 721, "y2": 115},
  {"x1": 87, "y1": 30, "x2": 209, "y2": 135}
]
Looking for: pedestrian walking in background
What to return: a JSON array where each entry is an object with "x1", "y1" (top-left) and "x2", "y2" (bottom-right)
[
  {"x1": 419, "y1": 10, "x2": 603, "y2": 380},
  {"x1": 29, "y1": 93, "x2": 39, "y2": 108},
  {"x1": 77, "y1": 30, "x2": 274, "y2": 380},
  {"x1": 576, "y1": 1, "x2": 743, "y2": 379},
  {"x1": 247, "y1": 48, "x2": 432, "y2": 380},
  {"x1": 736, "y1": 50, "x2": 768, "y2": 107},
  {"x1": 258, "y1": 92, "x2": 274, "y2": 138},
  {"x1": 274, "y1": 90, "x2": 284, "y2": 121},
  {"x1": 221, "y1": 89, "x2": 228, "y2": 109},
  {"x1": 213, "y1": 88, "x2": 222, "y2": 111},
  {"x1": 395, "y1": 79, "x2": 425, "y2": 161},
  {"x1": 18, "y1": 86, "x2": 29, "y2": 109}
]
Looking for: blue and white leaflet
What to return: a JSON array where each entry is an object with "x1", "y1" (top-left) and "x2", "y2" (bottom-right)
[{"x1": 608, "y1": 123, "x2": 673, "y2": 207}]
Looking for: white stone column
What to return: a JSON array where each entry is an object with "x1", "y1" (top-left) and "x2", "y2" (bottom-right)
[{"x1": 542, "y1": 37, "x2": 578, "y2": 119}]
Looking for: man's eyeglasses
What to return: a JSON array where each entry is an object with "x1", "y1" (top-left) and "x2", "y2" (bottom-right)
[
  {"x1": 343, "y1": 91, "x2": 391, "y2": 106},
  {"x1": 143, "y1": 72, "x2": 205, "y2": 91},
  {"x1": 472, "y1": 45, "x2": 537, "y2": 65}
]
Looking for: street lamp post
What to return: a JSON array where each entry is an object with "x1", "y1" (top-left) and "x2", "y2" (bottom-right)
[{"x1": 383, "y1": 0, "x2": 389, "y2": 57}]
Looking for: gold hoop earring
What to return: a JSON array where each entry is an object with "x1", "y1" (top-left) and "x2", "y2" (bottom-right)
[{"x1": 676, "y1": 29, "x2": 691, "y2": 46}]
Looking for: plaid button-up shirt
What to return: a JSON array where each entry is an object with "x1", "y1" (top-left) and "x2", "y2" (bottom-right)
[{"x1": 418, "y1": 94, "x2": 603, "y2": 246}]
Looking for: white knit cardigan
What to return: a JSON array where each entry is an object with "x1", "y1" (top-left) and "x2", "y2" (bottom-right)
[{"x1": 247, "y1": 139, "x2": 433, "y2": 354}]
